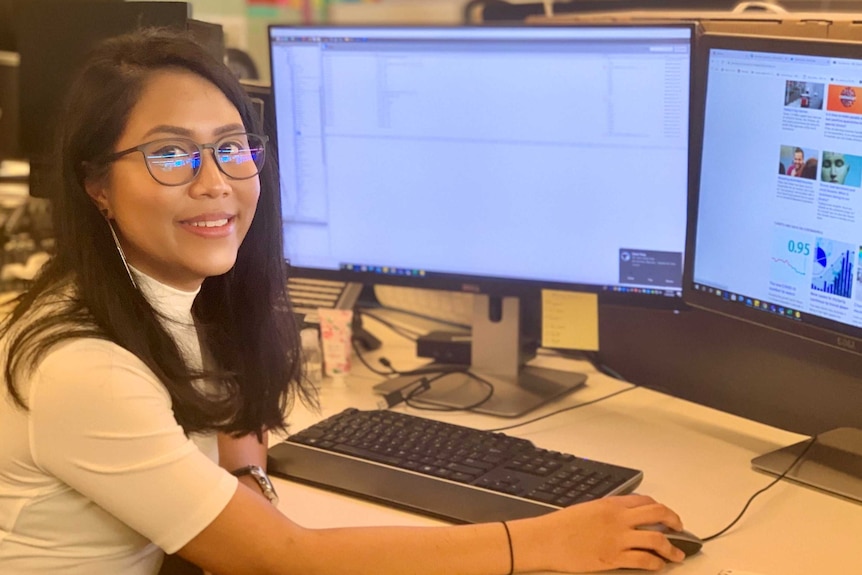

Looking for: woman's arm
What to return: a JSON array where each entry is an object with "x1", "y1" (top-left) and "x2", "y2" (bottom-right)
[{"x1": 178, "y1": 487, "x2": 685, "y2": 575}]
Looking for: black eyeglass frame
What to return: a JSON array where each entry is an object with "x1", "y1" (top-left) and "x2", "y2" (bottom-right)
[{"x1": 101, "y1": 132, "x2": 269, "y2": 187}]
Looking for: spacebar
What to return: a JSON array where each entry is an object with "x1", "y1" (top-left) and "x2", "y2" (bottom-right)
[{"x1": 332, "y1": 444, "x2": 402, "y2": 466}]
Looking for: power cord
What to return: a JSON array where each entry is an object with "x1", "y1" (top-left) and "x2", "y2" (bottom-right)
[
  {"x1": 372, "y1": 369, "x2": 495, "y2": 412},
  {"x1": 350, "y1": 337, "x2": 493, "y2": 412},
  {"x1": 483, "y1": 385, "x2": 639, "y2": 433},
  {"x1": 540, "y1": 348, "x2": 630, "y2": 383},
  {"x1": 403, "y1": 371, "x2": 495, "y2": 412},
  {"x1": 701, "y1": 435, "x2": 819, "y2": 542}
]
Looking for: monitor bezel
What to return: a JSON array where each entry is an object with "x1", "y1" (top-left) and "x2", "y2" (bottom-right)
[
  {"x1": 684, "y1": 32, "x2": 862, "y2": 357},
  {"x1": 269, "y1": 22, "x2": 697, "y2": 309}
]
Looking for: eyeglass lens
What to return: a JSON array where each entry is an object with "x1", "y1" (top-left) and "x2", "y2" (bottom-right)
[{"x1": 142, "y1": 133, "x2": 266, "y2": 185}]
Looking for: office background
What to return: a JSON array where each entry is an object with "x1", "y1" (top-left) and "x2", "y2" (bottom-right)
[{"x1": 1, "y1": 0, "x2": 860, "y2": 465}]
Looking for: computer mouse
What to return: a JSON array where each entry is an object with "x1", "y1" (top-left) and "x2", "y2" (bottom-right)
[{"x1": 636, "y1": 523, "x2": 704, "y2": 558}]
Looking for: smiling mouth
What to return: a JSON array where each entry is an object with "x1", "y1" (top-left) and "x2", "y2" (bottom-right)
[{"x1": 187, "y1": 217, "x2": 233, "y2": 228}]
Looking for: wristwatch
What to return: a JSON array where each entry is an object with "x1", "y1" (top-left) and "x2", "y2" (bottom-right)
[{"x1": 231, "y1": 465, "x2": 279, "y2": 506}]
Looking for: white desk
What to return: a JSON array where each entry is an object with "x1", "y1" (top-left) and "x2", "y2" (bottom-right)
[{"x1": 271, "y1": 318, "x2": 862, "y2": 575}]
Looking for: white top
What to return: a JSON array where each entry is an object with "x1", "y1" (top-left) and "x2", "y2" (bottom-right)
[{"x1": 0, "y1": 271, "x2": 238, "y2": 574}]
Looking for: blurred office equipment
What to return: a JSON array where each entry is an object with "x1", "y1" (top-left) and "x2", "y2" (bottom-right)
[
  {"x1": 466, "y1": 0, "x2": 862, "y2": 24},
  {"x1": 227, "y1": 47, "x2": 260, "y2": 80},
  {"x1": 0, "y1": 51, "x2": 20, "y2": 165},
  {"x1": 528, "y1": 0, "x2": 862, "y2": 40}
]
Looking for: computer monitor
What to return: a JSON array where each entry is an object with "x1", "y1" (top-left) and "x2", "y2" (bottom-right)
[
  {"x1": 685, "y1": 33, "x2": 862, "y2": 503},
  {"x1": 15, "y1": 1, "x2": 222, "y2": 198},
  {"x1": 269, "y1": 24, "x2": 694, "y2": 417},
  {"x1": 0, "y1": 1, "x2": 127, "y2": 161}
]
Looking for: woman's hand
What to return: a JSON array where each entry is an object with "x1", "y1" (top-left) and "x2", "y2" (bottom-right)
[{"x1": 510, "y1": 494, "x2": 686, "y2": 573}]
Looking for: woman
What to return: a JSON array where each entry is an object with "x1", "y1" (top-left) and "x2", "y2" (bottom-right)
[{"x1": 0, "y1": 28, "x2": 686, "y2": 574}]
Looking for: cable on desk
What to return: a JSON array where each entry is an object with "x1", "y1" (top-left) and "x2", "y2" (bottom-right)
[
  {"x1": 350, "y1": 338, "x2": 494, "y2": 412},
  {"x1": 372, "y1": 369, "x2": 495, "y2": 412},
  {"x1": 701, "y1": 434, "x2": 819, "y2": 543},
  {"x1": 483, "y1": 384, "x2": 639, "y2": 433},
  {"x1": 582, "y1": 351, "x2": 629, "y2": 382},
  {"x1": 538, "y1": 348, "x2": 630, "y2": 383},
  {"x1": 350, "y1": 337, "x2": 467, "y2": 379},
  {"x1": 376, "y1": 377, "x2": 432, "y2": 409},
  {"x1": 403, "y1": 370, "x2": 495, "y2": 413}
]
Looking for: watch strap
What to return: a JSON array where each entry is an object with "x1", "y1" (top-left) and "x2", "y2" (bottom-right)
[{"x1": 231, "y1": 464, "x2": 279, "y2": 506}]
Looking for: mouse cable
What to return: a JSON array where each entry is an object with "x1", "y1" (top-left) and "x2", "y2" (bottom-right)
[
  {"x1": 482, "y1": 384, "x2": 639, "y2": 434},
  {"x1": 701, "y1": 434, "x2": 819, "y2": 542}
]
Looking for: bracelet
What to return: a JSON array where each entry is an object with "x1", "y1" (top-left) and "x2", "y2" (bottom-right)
[{"x1": 501, "y1": 521, "x2": 514, "y2": 575}]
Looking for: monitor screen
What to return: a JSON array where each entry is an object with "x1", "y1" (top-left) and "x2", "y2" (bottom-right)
[
  {"x1": 685, "y1": 33, "x2": 862, "y2": 503},
  {"x1": 269, "y1": 24, "x2": 693, "y2": 417},
  {"x1": 269, "y1": 24, "x2": 692, "y2": 307},
  {"x1": 685, "y1": 34, "x2": 862, "y2": 357}
]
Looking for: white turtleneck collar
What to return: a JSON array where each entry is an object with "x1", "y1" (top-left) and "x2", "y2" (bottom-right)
[
  {"x1": 127, "y1": 265, "x2": 203, "y2": 372},
  {"x1": 128, "y1": 266, "x2": 200, "y2": 326}
]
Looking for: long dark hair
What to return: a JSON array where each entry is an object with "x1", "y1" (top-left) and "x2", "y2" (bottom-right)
[{"x1": 2, "y1": 28, "x2": 315, "y2": 436}]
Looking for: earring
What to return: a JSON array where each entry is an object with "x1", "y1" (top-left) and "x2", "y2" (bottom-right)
[{"x1": 106, "y1": 220, "x2": 138, "y2": 289}]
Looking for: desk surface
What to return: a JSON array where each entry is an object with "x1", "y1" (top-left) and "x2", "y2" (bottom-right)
[{"x1": 271, "y1": 317, "x2": 861, "y2": 575}]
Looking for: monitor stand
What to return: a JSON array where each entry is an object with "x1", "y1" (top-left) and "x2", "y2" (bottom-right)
[
  {"x1": 751, "y1": 427, "x2": 862, "y2": 504},
  {"x1": 373, "y1": 294, "x2": 586, "y2": 418}
]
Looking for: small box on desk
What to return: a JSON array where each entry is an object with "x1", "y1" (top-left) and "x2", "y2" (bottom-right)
[{"x1": 416, "y1": 331, "x2": 472, "y2": 365}]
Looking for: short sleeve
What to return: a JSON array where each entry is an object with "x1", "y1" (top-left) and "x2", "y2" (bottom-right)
[{"x1": 28, "y1": 339, "x2": 238, "y2": 553}]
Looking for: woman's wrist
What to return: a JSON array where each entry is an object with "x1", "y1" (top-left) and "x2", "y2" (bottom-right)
[
  {"x1": 504, "y1": 517, "x2": 547, "y2": 574},
  {"x1": 231, "y1": 464, "x2": 279, "y2": 506}
]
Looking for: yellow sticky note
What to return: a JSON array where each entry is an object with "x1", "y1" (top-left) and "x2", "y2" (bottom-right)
[{"x1": 541, "y1": 290, "x2": 599, "y2": 351}]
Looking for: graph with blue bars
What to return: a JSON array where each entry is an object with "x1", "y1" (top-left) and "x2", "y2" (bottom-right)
[{"x1": 811, "y1": 238, "x2": 854, "y2": 298}]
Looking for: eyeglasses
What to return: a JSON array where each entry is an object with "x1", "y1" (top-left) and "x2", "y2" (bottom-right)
[{"x1": 104, "y1": 132, "x2": 268, "y2": 186}]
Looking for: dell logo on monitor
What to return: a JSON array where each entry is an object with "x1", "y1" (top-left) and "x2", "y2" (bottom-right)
[{"x1": 836, "y1": 337, "x2": 857, "y2": 350}]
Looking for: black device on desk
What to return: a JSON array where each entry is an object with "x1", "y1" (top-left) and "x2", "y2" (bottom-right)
[
  {"x1": 685, "y1": 33, "x2": 862, "y2": 503},
  {"x1": 268, "y1": 23, "x2": 694, "y2": 417},
  {"x1": 269, "y1": 408, "x2": 643, "y2": 524}
]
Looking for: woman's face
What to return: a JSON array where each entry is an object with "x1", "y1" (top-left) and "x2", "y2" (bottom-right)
[{"x1": 87, "y1": 69, "x2": 260, "y2": 291}]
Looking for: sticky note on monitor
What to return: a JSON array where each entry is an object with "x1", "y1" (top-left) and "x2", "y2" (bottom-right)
[{"x1": 541, "y1": 290, "x2": 599, "y2": 351}]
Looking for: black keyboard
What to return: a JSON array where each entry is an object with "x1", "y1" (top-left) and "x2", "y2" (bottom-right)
[{"x1": 268, "y1": 408, "x2": 643, "y2": 524}]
